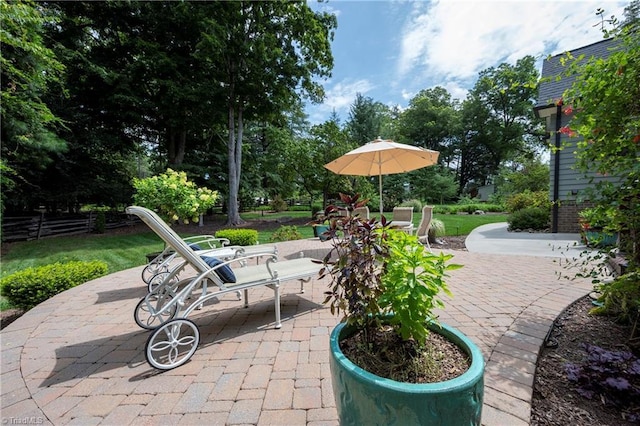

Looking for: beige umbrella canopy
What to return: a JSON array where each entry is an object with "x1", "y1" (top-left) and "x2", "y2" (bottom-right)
[{"x1": 324, "y1": 137, "x2": 439, "y2": 215}]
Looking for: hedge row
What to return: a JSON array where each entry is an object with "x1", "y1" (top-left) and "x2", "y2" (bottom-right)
[
  {"x1": 1, "y1": 261, "x2": 108, "y2": 310},
  {"x1": 215, "y1": 229, "x2": 259, "y2": 246}
]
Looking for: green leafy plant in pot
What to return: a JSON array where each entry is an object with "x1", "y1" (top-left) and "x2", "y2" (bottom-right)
[{"x1": 319, "y1": 194, "x2": 485, "y2": 425}]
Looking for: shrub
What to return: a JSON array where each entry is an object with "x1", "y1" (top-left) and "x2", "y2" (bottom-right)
[
  {"x1": 462, "y1": 204, "x2": 477, "y2": 214},
  {"x1": 0, "y1": 261, "x2": 108, "y2": 310},
  {"x1": 433, "y1": 205, "x2": 452, "y2": 214},
  {"x1": 591, "y1": 272, "x2": 640, "y2": 326},
  {"x1": 132, "y1": 168, "x2": 218, "y2": 224},
  {"x1": 483, "y1": 203, "x2": 506, "y2": 213},
  {"x1": 270, "y1": 225, "x2": 303, "y2": 242},
  {"x1": 398, "y1": 199, "x2": 422, "y2": 212},
  {"x1": 94, "y1": 211, "x2": 106, "y2": 234},
  {"x1": 505, "y1": 190, "x2": 550, "y2": 213},
  {"x1": 215, "y1": 229, "x2": 258, "y2": 246},
  {"x1": 565, "y1": 343, "x2": 640, "y2": 422},
  {"x1": 289, "y1": 205, "x2": 311, "y2": 212},
  {"x1": 428, "y1": 218, "x2": 446, "y2": 242},
  {"x1": 270, "y1": 195, "x2": 288, "y2": 212},
  {"x1": 508, "y1": 207, "x2": 550, "y2": 230},
  {"x1": 457, "y1": 195, "x2": 476, "y2": 205}
]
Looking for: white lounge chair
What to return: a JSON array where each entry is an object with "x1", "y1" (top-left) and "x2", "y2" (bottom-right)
[
  {"x1": 353, "y1": 206, "x2": 369, "y2": 219},
  {"x1": 126, "y1": 206, "x2": 322, "y2": 370},
  {"x1": 391, "y1": 206, "x2": 414, "y2": 234},
  {"x1": 141, "y1": 234, "x2": 230, "y2": 286},
  {"x1": 142, "y1": 235, "x2": 278, "y2": 293},
  {"x1": 415, "y1": 205, "x2": 433, "y2": 252}
]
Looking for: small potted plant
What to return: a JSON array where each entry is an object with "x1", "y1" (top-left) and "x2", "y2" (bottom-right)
[
  {"x1": 310, "y1": 211, "x2": 331, "y2": 241},
  {"x1": 578, "y1": 206, "x2": 618, "y2": 248},
  {"x1": 319, "y1": 194, "x2": 485, "y2": 425}
]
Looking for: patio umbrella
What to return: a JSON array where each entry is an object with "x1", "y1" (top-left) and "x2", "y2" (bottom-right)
[{"x1": 324, "y1": 137, "x2": 439, "y2": 215}]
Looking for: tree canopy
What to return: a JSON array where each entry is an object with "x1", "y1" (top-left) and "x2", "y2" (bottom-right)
[
  {"x1": 2, "y1": 0, "x2": 554, "y2": 221},
  {"x1": 1, "y1": 0, "x2": 66, "y2": 211}
]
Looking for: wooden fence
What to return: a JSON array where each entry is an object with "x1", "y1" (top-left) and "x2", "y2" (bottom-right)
[{"x1": 1, "y1": 212, "x2": 139, "y2": 242}]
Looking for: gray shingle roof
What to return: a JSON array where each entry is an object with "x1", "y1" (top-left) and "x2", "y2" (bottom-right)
[{"x1": 536, "y1": 38, "x2": 619, "y2": 108}]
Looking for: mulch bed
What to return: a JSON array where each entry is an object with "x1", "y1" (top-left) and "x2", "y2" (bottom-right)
[{"x1": 531, "y1": 296, "x2": 639, "y2": 425}]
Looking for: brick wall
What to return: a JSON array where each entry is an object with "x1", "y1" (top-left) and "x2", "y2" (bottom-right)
[{"x1": 552, "y1": 201, "x2": 593, "y2": 233}]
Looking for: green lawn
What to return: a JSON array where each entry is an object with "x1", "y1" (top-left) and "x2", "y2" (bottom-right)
[
  {"x1": 1, "y1": 232, "x2": 165, "y2": 278},
  {"x1": 244, "y1": 209, "x2": 508, "y2": 239},
  {"x1": 1, "y1": 211, "x2": 507, "y2": 277},
  {"x1": 1, "y1": 209, "x2": 507, "y2": 311},
  {"x1": 434, "y1": 213, "x2": 508, "y2": 236}
]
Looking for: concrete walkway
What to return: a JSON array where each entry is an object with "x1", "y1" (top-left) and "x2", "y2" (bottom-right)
[
  {"x1": 1, "y1": 226, "x2": 593, "y2": 425},
  {"x1": 466, "y1": 222, "x2": 586, "y2": 258}
]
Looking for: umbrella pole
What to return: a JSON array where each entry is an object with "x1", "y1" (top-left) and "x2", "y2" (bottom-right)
[{"x1": 378, "y1": 159, "x2": 383, "y2": 216}]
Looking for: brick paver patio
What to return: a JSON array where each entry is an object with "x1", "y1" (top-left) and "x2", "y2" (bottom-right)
[{"x1": 1, "y1": 237, "x2": 593, "y2": 425}]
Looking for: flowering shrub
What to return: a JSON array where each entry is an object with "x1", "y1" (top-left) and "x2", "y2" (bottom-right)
[
  {"x1": 559, "y1": 12, "x2": 639, "y2": 268},
  {"x1": 132, "y1": 169, "x2": 217, "y2": 224}
]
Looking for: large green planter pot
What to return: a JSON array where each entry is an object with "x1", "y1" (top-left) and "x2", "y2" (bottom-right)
[
  {"x1": 313, "y1": 224, "x2": 331, "y2": 241},
  {"x1": 330, "y1": 321, "x2": 484, "y2": 426},
  {"x1": 584, "y1": 230, "x2": 617, "y2": 248}
]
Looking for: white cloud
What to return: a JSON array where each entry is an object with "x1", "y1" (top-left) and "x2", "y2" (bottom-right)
[
  {"x1": 440, "y1": 80, "x2": 468, "y2": 102},
  {"x1": 307, "y1": 78, "x2": 375, "y2": 124},
  {"x1": 306, "y1": 0, "x2": 627, "y2": 124},
  {"x1": 397, "y1": 1, "x2": 627, "y2": 88},
  {"x1": 325, "y1": 79, "x2": 375, "y2": 110},
  {"x1": 401, "y1": 89, "x2": 415, "y2": 101}
]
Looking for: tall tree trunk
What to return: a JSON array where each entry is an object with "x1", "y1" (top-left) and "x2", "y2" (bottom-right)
[
  {"x1": 167, "y1": 128, "x2": 186, "y2": 167},
  {"x1": 226, "y1": 103, "x2": 245, "y2": 226},
  {"x1": 175, "y1": 130, "x2": 186, "y2": 165}
]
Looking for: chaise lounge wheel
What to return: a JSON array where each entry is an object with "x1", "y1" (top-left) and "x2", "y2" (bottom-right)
[
  {"x1": 134, "y1": 293, "x2": 178, "y2": 330},
  {"x1": 147, "y1": 271, "x2": 177, "y2": 293},
  {"x1": 146, "y1": 318, "x2": 200, "y2": 370},
  {"x1": 142, "y1": 262, "x2": 168, "y2": 284}
]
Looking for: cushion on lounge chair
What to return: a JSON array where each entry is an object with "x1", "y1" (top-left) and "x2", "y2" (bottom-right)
[
  {"x1": 189, "y1": 243, "x2": 202, "y2": 250},
  {"x1": 201, "y1": 256, "x2": 236, "y2": 283}
]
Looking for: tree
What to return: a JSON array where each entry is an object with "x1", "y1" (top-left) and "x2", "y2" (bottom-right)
[
  {"x1": 1, "y1": 0, "x2": 66, "y2": 211},
  {"x1": 457, "y1": 97, "x2": 497, "y2": 192},
  {"x1": 35, "y1": 1, "x2": 156, "y2": 212},
  {"x1": 561, "y1": 5, "x2": 640, "y2": 266},
  {"x1": 407, "y1": 166, "x2": 459, "y2": 204},
  {"x1": 346, "y1": 93, "x2": 385, "y2": 145},
  {"x1": 131, "y1": 2, "x2": 224, "y2": 168},
  {"x1": 197, "y1": 1, "x2": 336, "y2": 225},
  {"x1": 494, "y1": 155, "x2": 550, "y2": 199},
  {"x1": 457, "y1": 56, "x2": 545, "y2": 192},
  {"x1": 294, "y1": 116, "x2": 356, "y2": 209},
  {"x1": 398, "y1": 87, "x2": 460, "y2": 157}
]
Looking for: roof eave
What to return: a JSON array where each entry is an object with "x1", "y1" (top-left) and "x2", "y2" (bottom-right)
[{"x1": 534, "y1": 104, "x2": 557, "y2": 119}]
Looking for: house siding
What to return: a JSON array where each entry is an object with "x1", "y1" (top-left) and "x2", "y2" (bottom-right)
[
  {"x1": 537, "y1": 38, "x2": 621, "y2": 232},
  {"x1": 536, "y1": 38, "x2": 620, "y2": 108}
]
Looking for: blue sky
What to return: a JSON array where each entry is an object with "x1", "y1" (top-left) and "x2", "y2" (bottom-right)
[{"x1": 305, "y1": 0, "x2": 628, "y2": 124}]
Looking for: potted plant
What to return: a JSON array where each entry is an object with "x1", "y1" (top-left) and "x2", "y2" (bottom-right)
[
  {"x1": 311, "y1": 211, "x2": 331, "y2": 241},
  {"x1": 578, "y1": 206, "x2": 618, "y2": 248},
  {"x1": 318, "y1": 194, "x2": 484, "y2": 425}
]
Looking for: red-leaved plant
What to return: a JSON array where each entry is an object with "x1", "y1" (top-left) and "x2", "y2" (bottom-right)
[{"x1": 316, "y1": 193, "x2": 461, "y2": 346}]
